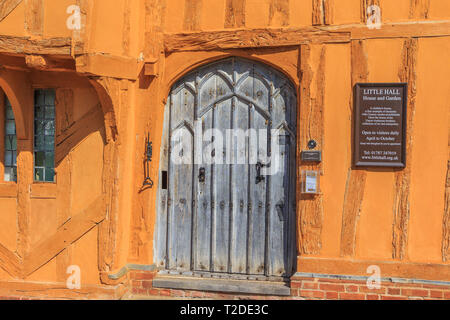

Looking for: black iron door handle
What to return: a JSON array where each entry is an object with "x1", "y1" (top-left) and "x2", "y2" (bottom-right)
[{"x1": 256, "y1": 162, "x2": 265, "y2": 184}]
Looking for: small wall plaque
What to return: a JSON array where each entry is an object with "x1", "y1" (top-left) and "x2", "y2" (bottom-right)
[
  {"x1": 301, "y1": 151, "x2": 322, "y2": 162},
  {"x1": 354, "y1": 83, "x2": 407, "y2": 167},
  {"x1": 301, "y1": 170, "x2": 320, "y2": 194}
]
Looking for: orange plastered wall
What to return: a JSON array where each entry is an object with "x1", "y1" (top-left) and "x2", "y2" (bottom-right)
[
  {"x1": 300, "y1": 36, "x2": 450, "y2": 267},
  {"x1": 408, "y1": 37, "x2": 450, "y2": 263}
]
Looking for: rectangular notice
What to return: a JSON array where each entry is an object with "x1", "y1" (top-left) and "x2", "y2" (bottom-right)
[{"x1": 354, "y1": 83, "x2": 407, "y2": 167}]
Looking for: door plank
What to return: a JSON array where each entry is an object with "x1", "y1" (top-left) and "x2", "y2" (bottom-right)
[
  {"x1": 155, "y1": 101, "x2": 170, "y2": 268},
  {"x1": 229, "y1": 98, "x2": 250, "y2": 274},
  {"x1": 211, "y1": 98, "x2": 232, "y2": 273},
  {"x1": 168, "y1": 87, "x2": 195, "y2": 271}
]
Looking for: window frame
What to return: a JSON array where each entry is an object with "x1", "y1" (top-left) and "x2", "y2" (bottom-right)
[
  {"x1": 0, "y1": 90, "x2": 18, "y2": 184},
  {"x1": 33, "y1": 88, "x2": 56, "y2": 184}
]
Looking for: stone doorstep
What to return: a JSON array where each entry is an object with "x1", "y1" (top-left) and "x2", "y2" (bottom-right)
[{"x1": 152, "y1": 275, "x2": 291, "y2": 296}]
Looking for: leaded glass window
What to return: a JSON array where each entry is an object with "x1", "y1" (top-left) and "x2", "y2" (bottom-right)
[
  {"x1": 4, "y1": 97, "x2": 17, "y2": 182},
  {"x1": 34, "y1": 89, "x2": 55, "y2": 182}
]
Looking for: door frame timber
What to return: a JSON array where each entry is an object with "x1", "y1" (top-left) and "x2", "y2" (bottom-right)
[{"x1": 153, "y1": 48, "x2": 302, "y2": 288}]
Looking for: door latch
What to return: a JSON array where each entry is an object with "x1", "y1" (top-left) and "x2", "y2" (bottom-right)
[{"x1": 256, "y1": 162, "x2": 266, "y2": 184}]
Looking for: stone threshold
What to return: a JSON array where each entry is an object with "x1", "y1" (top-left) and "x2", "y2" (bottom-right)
[{"x1": 152, "y1": 275, "x2": 291, "y2": 296}]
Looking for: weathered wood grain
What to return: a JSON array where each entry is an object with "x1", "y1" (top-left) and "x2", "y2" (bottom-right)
[
  {"x1": 24, "y1": 0, "x2": 43, "y2": 36},
  {"x1": 225, "y1": 0, "x2": 245, "y2": 28},
  {"x1": 312, "y1": 0, "x2": 323, "y2": 26},
  {"x1": 298, "y1": 44, "x2": 325, "y2": 255},
  {"x1": 443, "y1": 156, "x2": 450, "y2": 262},
  {"x1": 0, "y1": 35, "x2": 83, "y2": 55},
  {"x1": 0, "y1": 279, "x2": 121, "y2": 299},
  {"x1": 164, "y1": 28, "x2": 350, "y2": 52},
  {"x1": 98, "y1": 139, "x2": 119, "y2": 276},
  {"x1": 55, "y1": 89, "x2": 75, "y2": 138},
  {"x1": 55, "y1": 88, "x2": 74, "y2": 281},
  {"x1": 89, "y1": 78, "x2": 119, "y2": 143},
  {"x1": 16, "y1": 139, "x2": 33, "y2": 260},
  {"x1": 0, "y1": 243, "x2": 21, "y2": 277},
  {"x1": 184, "y1": 0, "x2": 202, "y2": 31},
  {"x1": 392, "y1": 38, "x2": 418, "y2": 260},
  {"x1": 92, "y1": 78, "x2": 121, "y2": 279},
  {"x1": 0, "y1": 0, "x2": 22, "y2": 23},
  {"x1": 340, "y1": 40, "x2": 368, "y2": 257},
  {"x1": 313, "y1": 0, "x2": 333, "y2": 26},
  {"x1": 361, "y1": 0, "x2": 381, "y2": 24},
  {"x1": 55, "y1": 105, "x2": 104, "y2": 165},
  {"x1": 324, "y1": 0, "x2": 333, "y2": 25},
  {"x1": 410, "y1": 0, "x2": 430, "y2": 19},
  {"x1": 122, "y1": 0, "x2": 131, "y2": 56},
  {"x1": 340, "y1": 21, "x2": 450, "y2": 40},
  {"x1": 163, "y1": 21, "x2": 450, "y2": 53},
  {"x1": 268, "y1": 0, "x2": 289, "y2": 26},
  {"x1": 158, "y1": 58, "x2": 296, "y2": 277}
]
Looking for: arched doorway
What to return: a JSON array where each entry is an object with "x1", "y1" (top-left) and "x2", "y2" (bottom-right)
[{"x1": 155, "y1": 57, "x2": 297, "y2": 280}]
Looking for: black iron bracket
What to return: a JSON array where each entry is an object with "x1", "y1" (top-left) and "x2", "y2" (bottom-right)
[{"x1": 143, "y1": 133, "x2": 154, "y2": 188}]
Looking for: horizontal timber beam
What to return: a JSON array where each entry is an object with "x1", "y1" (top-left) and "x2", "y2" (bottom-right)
[
  {"x1": 0, "y1": 35, "x2": 83, "y2": 55},
  {"x1": 163, "y1": 28, "x2": 350, "y2": 52},
  {"x1": 297, "y1": 257, "x2": 450, "y2": 282},
  {"x1": 164, "y1": 20, "x2": 450, "y2": 53},
  {"x1": 323, "y1": 20, "x2": 450, "y2": 40}
]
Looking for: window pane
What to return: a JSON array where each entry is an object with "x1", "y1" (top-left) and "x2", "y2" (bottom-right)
[
  {"x1": 35, "y1": 120, "x2": 44, "y2": 136},
  {"x1": 4, "y1": 97, "x2": 17, "y2": 182},
  {"x1": 44, "y1": 168, "x2": 54, "y2": 182},
  {"x1": 44, "y1": 152, "x2": 54, "y2": 168},
  {"x1": 4, "y1": 151, "x2": 12, "y2": 166},
  {"x1": 35, "y1": 135, "x2": 44, "y2": 150},
  {"x1": 44, "y1": 135, "x2": 54, "y2": 151},
  {"x1": 35, "y1": 151, "x2": 45, "y2": 167},
  {"x1": 5, "y1": 107, "x2": 14, "y2": 120},
  {"x1": 45, "y1": 90, "x2": 55, "y2": 105},
  {"x1": 6, "y1": 120, "x2": 15, "y2": 135},
  {"x1": 4, "y1": 167, "x2": 16, "y2": 182},
  {"x1": 35, "y1": 91, "x2": 45, "y2": 105},
  {"x1": 45, "y1": 106, "x2": 55, "y2": 119},
  {"x1": 34, "y1": 167, "x2": 44, "y2": 181},
  {"x1": 44, "y1": 120, "x2": 54, "y2": 135},
  {"x1": 34, "y1": 89, "x2": 55, "y2": 182}
]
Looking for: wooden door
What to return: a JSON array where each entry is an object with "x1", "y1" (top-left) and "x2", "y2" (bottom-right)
[{"x1": 155, "y1": 57, "x2": 297, "y2": 279}]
